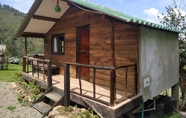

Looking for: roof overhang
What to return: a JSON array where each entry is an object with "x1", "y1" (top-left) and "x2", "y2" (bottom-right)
[{"x1": 16, "y1": 0, "x2": 70, "y2": 38}]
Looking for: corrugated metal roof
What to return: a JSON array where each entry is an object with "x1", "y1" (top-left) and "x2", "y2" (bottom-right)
[
  {"x1": 71, "y1": 0, "x2": 181, "y2": 33},
  {"x1": 16, "y1": 0, "x2": 181, "y2": 37}
]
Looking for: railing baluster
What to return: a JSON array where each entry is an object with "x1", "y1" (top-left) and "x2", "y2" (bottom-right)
[
  {"x1": 64, "y1": 63, "x2": 70, "y2": 107},
  {"x1": 93, "y1": 68, "x2": 96, "y2": 98},
  {"x1": 42, "y1": 61, "x2": 45, "y2": 80},
  {"x1": 32, "y1": 60, "x2": 34, "y2": 76},
  {"x1": 37, "y1": 60, "x2": 39, "y2": 78},
  {"x1": 78, "y1": 66, "x2": 82, "y2": 94},
  {"x1": 125, "y1": 67, "x2": 128, "y2": 99}
]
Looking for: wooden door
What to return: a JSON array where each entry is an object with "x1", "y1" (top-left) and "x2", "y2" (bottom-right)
[{"x1": 77, "y1": 25, "x2": 90, "y2": 81}]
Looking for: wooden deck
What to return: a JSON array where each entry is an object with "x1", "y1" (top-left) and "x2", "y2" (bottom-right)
[
  {"x1": 23, "y1": 72, "x2": 142, "y2": 118},
  {"x1": 24, "y1": 72, "x2": 132, "y2": 104}
]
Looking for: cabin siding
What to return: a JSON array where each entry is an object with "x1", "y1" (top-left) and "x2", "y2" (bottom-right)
[
  {"x1": 114, "y1": 22, "x2": 138, "y2": 93},
  {"x1": 44, "y1": 6, "x2": 138, "y2": 93},
  {"x1": 139, "y1": 26, "x2": 179, "y2": 101}
]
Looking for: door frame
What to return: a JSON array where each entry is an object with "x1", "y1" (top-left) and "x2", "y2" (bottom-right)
[{"x1": 76, "y1": 25, "x2": 90, "y2": 79}]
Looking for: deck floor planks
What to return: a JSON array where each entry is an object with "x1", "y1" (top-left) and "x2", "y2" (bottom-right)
[{"x1": 26, "y1": 73, "x2": 132, "y2": 104}]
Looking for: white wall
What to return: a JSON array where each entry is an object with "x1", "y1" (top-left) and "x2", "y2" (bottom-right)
[{"x1": 139, "y1": 26, "x2": 179, "y2": 101}]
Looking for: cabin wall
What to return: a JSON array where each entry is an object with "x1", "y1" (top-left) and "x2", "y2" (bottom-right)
[
  {"x1": 45, "y1": 7, "x2": 112, "y2": 80},
  {"x1": 139, "y1": 26, "x2": 179, "y2": 101},
  {"x1": 44, "y1": 6, "x2": 138, "y2": 93},
  {"x1": 114, "y1": 21, "x2": 138, "y2": 93}
]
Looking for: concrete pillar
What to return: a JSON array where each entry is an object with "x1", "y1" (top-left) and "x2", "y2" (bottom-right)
[{"x1": 171, "y1": 83, "x2": 179, "y2": 105}]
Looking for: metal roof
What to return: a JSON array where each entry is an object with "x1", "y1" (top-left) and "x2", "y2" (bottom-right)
[
  {"x1": 16, "y1": 0, "x2": 180, "y2": 37},
  {"x1": 71, "y1": 0, "x2": 181, "y2": 32}
]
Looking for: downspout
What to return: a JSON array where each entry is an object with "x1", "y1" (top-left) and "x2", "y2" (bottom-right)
[{"x1": 141, "y1": 103, "x2": 144, "y2": 118}]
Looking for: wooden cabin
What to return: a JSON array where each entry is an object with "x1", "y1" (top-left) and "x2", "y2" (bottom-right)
[{"x1": 16, "y1": 0, "x2": 179, "y2": 117}]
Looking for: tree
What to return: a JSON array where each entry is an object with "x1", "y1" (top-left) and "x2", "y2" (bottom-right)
[
  {"x1": 0, "y1": 3, "x2": 2, "y2": 9},
  {"x1": 158, "y1": 6, "x2": 186, "y2": 73},
  {"x1": 159, "y1": 6, "x2": 186, "y2": 31}
]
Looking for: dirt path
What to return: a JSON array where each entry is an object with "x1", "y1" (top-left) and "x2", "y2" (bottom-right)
[{"x1": 0, "y1": 82, "x2": 43, "y2": 118}]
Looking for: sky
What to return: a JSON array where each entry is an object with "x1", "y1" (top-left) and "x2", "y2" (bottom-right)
[{"x1": 0, "y1": 0, "x2": 186, "y2": 23}]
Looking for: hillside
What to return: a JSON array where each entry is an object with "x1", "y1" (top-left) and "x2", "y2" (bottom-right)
[{"x1": 0, "y1": 3, "x2": 43, "y2": 58}]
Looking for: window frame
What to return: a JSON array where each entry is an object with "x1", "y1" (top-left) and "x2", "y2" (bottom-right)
[{"x1": 51, "y1": 34, "x2": 65, "y2": 55}]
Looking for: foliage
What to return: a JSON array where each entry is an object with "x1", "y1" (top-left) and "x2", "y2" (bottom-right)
[
  {"x1": 0, "y1": 3, "x2": 44, "y2": 58},
  {"x1": 156, "y1": 113, "x2": 181, "y2": 118},
  {"x1": 159, "y1": 6, "x2": 186, "y2": 30},
  {"x1": 15, "y1": 73, "x2": 43, "y2": 106},
  {"x1": 158, "y1": 6, "x2": 186, "y2": 73},
  {"x1": 55, "y1": 105, "x2": 99, "y2": 118},
  {"x1": 179, "y1": 40, "x2": 186, "y2": 73}
]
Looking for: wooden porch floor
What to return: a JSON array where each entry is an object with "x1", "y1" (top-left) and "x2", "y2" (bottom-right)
[{"x1": 25, "y1": 73, "x2": 132, "y2": 105}]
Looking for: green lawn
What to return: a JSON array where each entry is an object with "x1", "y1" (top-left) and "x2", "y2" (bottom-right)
[{"x1": 0, "y1": 64, "x2": 22, "y2": 82}]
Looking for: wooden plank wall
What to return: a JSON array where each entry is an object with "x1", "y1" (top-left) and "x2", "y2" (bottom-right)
[
  {"x1": 114, "y1": 22, "x2": 138, "y2": 93},
  {"x1": 44, "y1": 6, "x2": 138, "y2": 93}
]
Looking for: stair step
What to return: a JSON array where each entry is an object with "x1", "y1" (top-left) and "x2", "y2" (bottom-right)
[
  {"x1": 45, "y1": 92, "x2": 62, "y2": 102},
  {"x1": 33, "y1": 101, "x2": 51, "y2": 115}
]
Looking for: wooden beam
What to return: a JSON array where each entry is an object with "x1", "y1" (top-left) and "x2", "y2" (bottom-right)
[
  {"x1": 23, "y1": 57, "x2": 26, "y2": 73},
  {"x1": 66, "y1": 62, "x2": 113, "y2": 70},
  {"x1": 110, "y1": 20, "x2": 115, "y2": 66},
  {"x1": 171, "y1": 83, "x2": 179, "y2": 105},
  {"x1": 33, "y1": 15, "x2": 59, "y2": 22},
  {"x1": 22, "y1": 32, "x2": 45, "y2": 38},
  {"x1": 24, "y1": 37, "x2": 27, "y2": 56}
]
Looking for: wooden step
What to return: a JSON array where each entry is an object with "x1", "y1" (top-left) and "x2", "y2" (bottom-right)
[
  {"x1": 45, "y1": 92, "x2": 62, "y2": 102},
  {"x1": 33, "y1": 101, "x2": 51, "y2": 115}
]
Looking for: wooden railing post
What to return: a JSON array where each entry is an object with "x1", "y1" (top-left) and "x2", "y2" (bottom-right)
[
  {"x1": 93, "y1": 68, "x2": 96, "y2": 98},
  {"x1": 47, "y1": 61, "x2": 52, "y2": 89},
  {"x1": 134, "y1": 64, "x2": 138, "y2": 95},
  {"x1": 110, "y1": 69, "x2": 116, "y2": 106},
  {"x1": 125, "y1": 67, "x2": 128, "y2": 98},
  {"x1": 23, "y1": 57, "x2": 26, "y2": 73},
  {"x1": 64, "y1": 63, "x2": 70, "y2": 107}
]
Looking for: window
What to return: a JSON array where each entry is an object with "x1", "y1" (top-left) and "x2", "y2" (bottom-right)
[{"x1": 51, "y1": 34, "x2": 65, "y2": 55}]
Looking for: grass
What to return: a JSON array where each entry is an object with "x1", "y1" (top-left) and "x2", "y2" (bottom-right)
[
  {"x1": 157, "y1": 113, "x2": 181, "y2": 118},
  {"x1": 0, "y1": 64, "x2": 22, "y2": 82},
  {"x1": 7, "y1": 106, "x2": 16, "y2": 112}
]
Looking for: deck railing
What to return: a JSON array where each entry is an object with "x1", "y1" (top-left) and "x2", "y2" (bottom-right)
[
  {"x1": 64, "y1": 62, "x2": 137, "y2": 107},
  {"x1": 22, "y1": 56, "x2": 52, "y2": 89}
]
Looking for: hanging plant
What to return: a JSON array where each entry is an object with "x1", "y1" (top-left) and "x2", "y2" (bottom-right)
[{"x1": 55, "y1": 0, "x2": 61, "y2": 13}]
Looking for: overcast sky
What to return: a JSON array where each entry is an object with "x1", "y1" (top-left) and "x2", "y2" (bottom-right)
[{"x1": 0, "y1": 0, "x2": 186, "y2": 23}]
